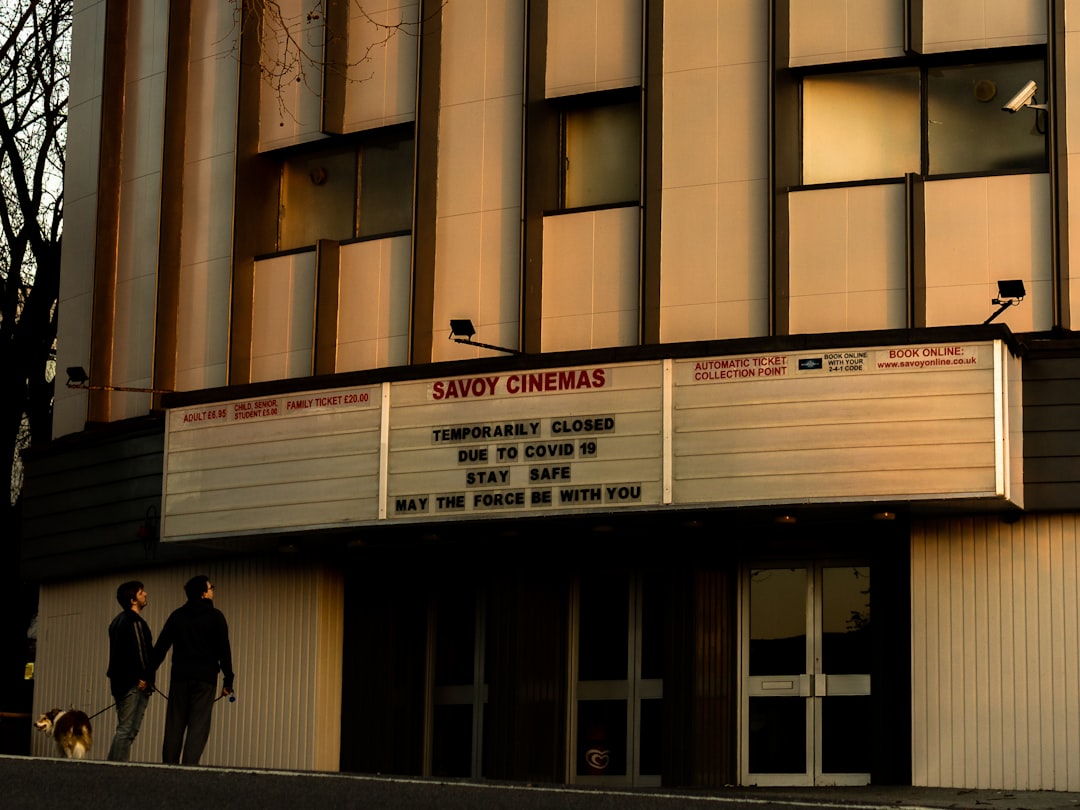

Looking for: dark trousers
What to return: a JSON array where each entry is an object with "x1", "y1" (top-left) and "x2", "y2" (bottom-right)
[{"x1": 162, "y1": 679, "x2": 216, "y2": 764}]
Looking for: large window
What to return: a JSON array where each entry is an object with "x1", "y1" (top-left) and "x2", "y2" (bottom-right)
[
  {"x1": 802, "y1": 58, "x2": 1046, "y2": 185},
  {"x1": 278, "y1": 127, "x2": 414, "y2": 250}
]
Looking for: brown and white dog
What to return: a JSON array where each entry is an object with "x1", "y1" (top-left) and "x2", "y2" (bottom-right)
[{"x1": 34, "y1": 708, "x2": 92, "y2": 759}]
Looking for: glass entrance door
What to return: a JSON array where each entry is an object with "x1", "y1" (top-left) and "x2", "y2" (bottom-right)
[
  {"x1": 742, "y1": 564, "x2": 871, "y2": 786},
  {"x1": 569, "y1": 571, "x2": 663, "y2": 787}
]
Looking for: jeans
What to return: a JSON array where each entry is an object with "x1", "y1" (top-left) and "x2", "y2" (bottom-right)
[
  {"x1": 107, "y1": 685, "x2": 150, "y2": 761},
  {"x1": 162, "y1": 679, "x2": 216, "y2": 765}
]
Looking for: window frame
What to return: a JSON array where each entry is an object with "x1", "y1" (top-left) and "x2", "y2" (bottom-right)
[
  {"x1": 270, "y1": 122, "x2": 416, "y2": 254},
  {"x1": 552, "y1": 87, "x2": 642, "y2": 214},
  {"x1": 795, "y1": 46, "x2": 1048, "y2": 189}
]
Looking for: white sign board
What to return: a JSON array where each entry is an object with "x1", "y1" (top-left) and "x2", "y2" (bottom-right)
[
  {"x1": 672, "y1": 341, "x2": 1010, "y2": 506},
  {"x1": 162, "y1": 386, "x2": 382, "y2": 540},
  {"x1": 160, "y1": 340, "x2": 1020, "y2": 541},
  {"x1": 386, "y1": 363, "x2": 664, "y2": 519}
]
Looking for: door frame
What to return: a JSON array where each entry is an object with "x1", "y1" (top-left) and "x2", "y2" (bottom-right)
[
  {"x1": 739, "y1": 560, "x2": 872, "y2": 787},
  {"x1": 566, "y1": 572, "x2": 663, "y2": 787}
]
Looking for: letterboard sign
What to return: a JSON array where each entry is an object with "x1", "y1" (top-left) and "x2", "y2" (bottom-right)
[{"x1": 386, "y1": 362, "x2": 664, "y2": 519}]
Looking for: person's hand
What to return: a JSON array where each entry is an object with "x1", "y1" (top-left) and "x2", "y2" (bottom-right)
[
  {"x1": 138, "y1": 679, "x2": 149, "y2": 692},
  {"x1": 222, "y1": 687, "x2": 233, "y2": 698}
]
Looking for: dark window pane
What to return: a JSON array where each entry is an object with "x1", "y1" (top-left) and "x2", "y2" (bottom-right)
[
  {"x1": 640, "y1": 573, "x2": 664, "y2": 680},
  {"x1": 748, "y1": 696, "x2": 806, "y2": 774},
  {"x1": 822, "y1": 695, "x2": 872, "y2": 774},
  {"x1": 432, "y1": 704, "x2": 473, "y2": 777},
  {"x1": 928, "y1": 61, "x2": 1047, "y2": 175},
  {"x1": 577, "y1": 699, "x2": 627, "y2": 776},
  {"x1": 749, "y1": 568, "x2": 807, "y2": 676},
  {"x1": 803, "y1": 70, "x2": 920, "y2": 183},
  {"x1": 579, "y1": 573, "x2": 629, "y2": 681},
  {"x1": 639, "y1": 698, "x2": 662, "y2": 776},
  {"x1": 435, "y1": 592, "x2": 475, "y2": 687},
  {"x1": 280, "y1": 148, "x2": 357, "y2": 249},
  {"x1": 564, "y1": 101, "x2": 640, "y2": 208},
  {"x1": 822, "y1": 566, "x2": 871, "y2": 675},
  {"x1": 359, "y1": 136, "x2": 414, "y2": 236}
]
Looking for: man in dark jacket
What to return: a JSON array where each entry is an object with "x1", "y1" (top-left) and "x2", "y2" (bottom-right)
[
  {"x1": 107, "y1": 580, "x2": 154, "y2": 761},
  {"x1": 151, "y1": 574, "x2": 234, "y2": 764}
]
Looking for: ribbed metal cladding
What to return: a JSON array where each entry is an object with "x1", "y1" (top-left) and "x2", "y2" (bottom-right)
[
  {"x1": 912, "y1": 515, "x2": 1080, "y2": 791},
  {"x1": 692, "y1": 567, "x2": 736, "y2": 787},
  {"x1": 31, "y1": 559, "x2": 344, "y2": 770}
]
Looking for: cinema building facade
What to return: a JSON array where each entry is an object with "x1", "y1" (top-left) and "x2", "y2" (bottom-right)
[{"x1": 21, "y1": 0, "x2": 1080, "y2": 792}]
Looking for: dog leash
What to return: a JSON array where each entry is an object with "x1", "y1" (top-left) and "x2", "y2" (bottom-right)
[
  {"x1": 80, "y1": 685, "x2": 232, "y2": 719},
  {"x1": 150, "y1": 686, "x2": 235, "y2": 703},
  {"x1": 86, "y1": 702, "x2": 116, "y2": 721}
]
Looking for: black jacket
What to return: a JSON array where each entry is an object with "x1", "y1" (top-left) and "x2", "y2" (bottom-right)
[
  {"x1": 152, "y1": 598, "x2": 234, "y2": 689},
  {"x1": 107, "y1": 609, "x2": 154, "y2": 699}
]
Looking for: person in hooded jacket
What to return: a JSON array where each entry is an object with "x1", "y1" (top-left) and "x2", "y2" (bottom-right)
[{"x1": 151, "y1": 574, "x2": 234, "y2": 764}]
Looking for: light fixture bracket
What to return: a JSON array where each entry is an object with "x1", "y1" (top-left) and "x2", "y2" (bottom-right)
[
  {"x1": 448, "y1": 319, "x2": 522, "y2": 355},
  {"x1": 64, "y1": 366, "x2": 172, "y2": 394}
]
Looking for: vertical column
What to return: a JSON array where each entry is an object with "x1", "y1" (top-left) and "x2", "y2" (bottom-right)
[
  {"x1": 641, "y1": 0, "x2": 663, "y2": 344},
  {"x1": 230, "y1": 4, "x2": 281, "y2": 385},
  {"x1": 770, "y1": 0, "x2": 795, "y2": 336},
  {"x1": 154, "y1": 0, "x2": 193, "y2": 399},
  {"x1": 409, "y1": 0, "x2": 443, "y2": 363},
  {"x1": 1048, "y1": 0, "x2": 1070, "y2": 326},
  {"x1": 521, "y1": 0, "x2": 558, "y2": 354},
  {"x1": 88, "y1": 0, "x2": 130, "y2": 421},
  {"x1": 314, "y1": 239, "x2": 342, "y2": 375}
]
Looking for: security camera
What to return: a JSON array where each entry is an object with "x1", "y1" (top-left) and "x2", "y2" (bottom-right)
[{"x1": 1001, "y1": 80, "x2": 1039, "y2": 113}]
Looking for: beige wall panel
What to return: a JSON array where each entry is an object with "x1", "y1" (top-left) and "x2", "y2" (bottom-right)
[
  {"x1": 434, "y1": 208, "x2": 523, "y2": 363},
  {"x1": 659, "y1": 1, "x2": 769, "y2": 344},
  {"x1": 434, "y1": 94, "x2": 522, "y2": 220},
  {"x1": 440, "y1": 0, "x2": 524, "y2": 108},
  {"x1": 108, "y1": 271, "x2": 156, "y2": 417},
  {"x1": 912, "y1": 515, "x2": 1080, "y2": 791},
  {"x1": 541, "y1": 208, "x2": 640, "y2": 352},
  {"x1": 788, "y1": 185, "x2": 907, "y2": 335},
  {"x1": 919, "y1": 0, "x2": 1045, "y2": 53},
  {"x1": 438, "y1": 0, "x2": 522, "y2": 109},
  {"x1": 546, "y1": 0, "x2": 641, "y2": 98},
  {"x1": 663, "y1": 61, "x2": 768, "y2": 189},
  {"x1": 176, "y1": 257, "x2": 232, "y2": 391},
  {"x1": 1065, "y1": 24, "x2": 1080, "y2": 327},
  {"x1": 924, "y1": 175, "x2": 1052, "y2": 331},
  {"x1": 171, "y1": 7, "x2": 240, "y2": 393},
  {"x1": 31, "y1": 562, "x2": 344, "y2": 771},
  {"x1": 251, "y1": 253, "x2": 317, "y2": 382},
  {"x1": 65, "y1": 102, "x2": 104, "y2": 205},
  {"x1": 55, "y1": 190, "x2": 97, "y2": 437},
  {"x1": 187, "y1": 7, "x2": 241, "y2": 164},
  {"x1": 343, "y1": 0, "x2": 418, "y2": 131},
  {"x1": 69, "y1": 1, "x2": 107, "y2": 122},
  {"x1": 664, "y1": 0, "x2": 766, "y2": 74},
  {"x1": 659, "y1": 182, "x2": 769, "y2": 344},
  {"x1": 108, "y1": 10, "x2": 167, "y2": 417},
  {"x1": 259, "y1": 0, "x2": 326, "y2": 150},
  {"x1": 789, "y1": 0, "x2": 905, "y2": 67},
  {"x1": 433, "y1": 1, "x2": 524, "y2": 363},
  {"x1": 177, "y1": 141, "x2": 236, "y2": 391},
  {"x1": 180, "y1": 0, "x2": 241, "y2": 408},
  {"x1": 337, "y1": 236, "x2": 411, "y2": 371}
]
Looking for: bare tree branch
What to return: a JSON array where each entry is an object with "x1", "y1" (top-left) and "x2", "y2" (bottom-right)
[
  {"x1": 0, "y1": 0, "x2": 68, "y2": 508},
  {"x1": 230, "y1": 0, "x2": 437, "y2": 125}
]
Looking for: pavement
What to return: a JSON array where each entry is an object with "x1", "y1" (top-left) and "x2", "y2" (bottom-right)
[{"x1": 2, "y1": 755, "x2": 1080, "y2": 809}]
